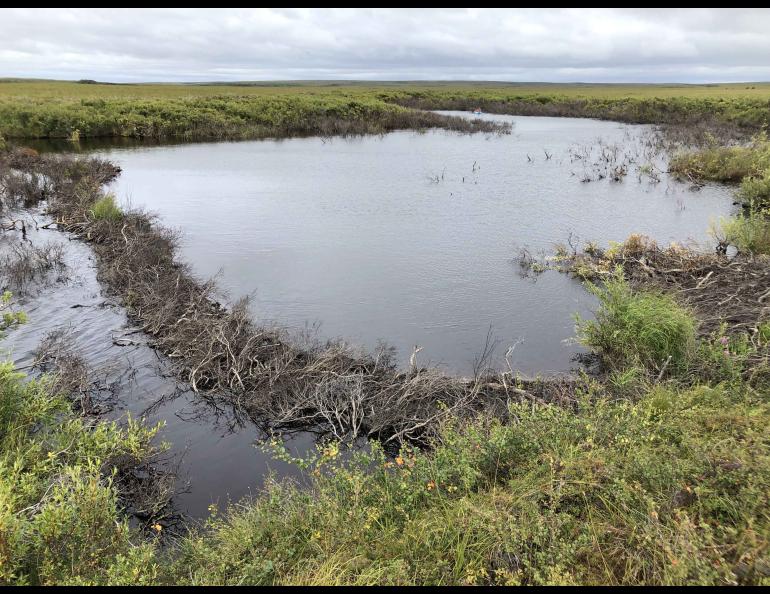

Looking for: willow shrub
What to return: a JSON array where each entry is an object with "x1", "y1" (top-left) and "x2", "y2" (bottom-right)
[
  {"x1": 0, "y1": 362, "x2": 162, "y2": 585},
  {"x1": 576, "y1": 268, "x2": 697, "y2": 376}
]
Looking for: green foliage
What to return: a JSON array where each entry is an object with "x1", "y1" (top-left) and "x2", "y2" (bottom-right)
[
  {"x1": 695, "y1": 325, "x2": 758, "y2": 384},
  {"x1": 576, "y1": 269, "x2": 697, "y2": 375},
  {"x1": 739, "y1": 169, "x2": 770, "y2": 212},
  {"x1": 0, "y1": 362, "x2": 162, "y2": 585},
  {"x1": 759, "y1": 321, "x2": 770, "y2": 344},
  {"x1": 670, "y1": 136, "x2": 770, "y2": 183},
  {"x1": 0, "y1": 291, "x2": 26, "y2": 334},
  {"x1": 714, "y1": 213, "x2": 770, "y2": 255},
  {"x1": 90, "y1": 195, "x2": 122, "y2": 222},
  {"x1": 171, "y1": 380, "x2": 770, "y2": 585},
  {"x1": 0, "y1": 81, "x2": 769, "y2": 141},
  {"x1": 0, "y1": 89, "x2": 491, "y2": 141}
]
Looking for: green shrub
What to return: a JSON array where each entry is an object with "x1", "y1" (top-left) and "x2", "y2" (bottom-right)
[
  {"x1": 715, "y1": 214, "x2": 770, "y2": 255},
  {"x1": 576, "y1": 268, "x2": 697, "y2": 375},
  {"x1": 0, "y1": 291, "x2": 26, "y2": 333},
  {"x1": 669, "y1": 134, "x2": 770, "y2": 184},
  {"x1": 90, "y1": 195, "x2": 122, "y2": 222},
  {"x1": 171, "y1": 380, "x2": 770, "y2": 585},
  {"x1": 739, "y1": 170, "x2": 770, "y2": 212},
  {"x1": 0, "y1": 362, "x2": 162, "y2": 585}
]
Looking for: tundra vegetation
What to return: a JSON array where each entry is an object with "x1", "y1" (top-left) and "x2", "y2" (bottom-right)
[
  {"x1": 0, "y1": 82, "x2": 769, "y2": 585},
  {"x1": 1, "y1": 80, "x2": 770, "y2": 142}
]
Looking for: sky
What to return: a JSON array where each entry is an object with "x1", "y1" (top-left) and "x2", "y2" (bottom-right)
[{"x1": 2, "y1": 8, "x2": 770, "y2": 83}]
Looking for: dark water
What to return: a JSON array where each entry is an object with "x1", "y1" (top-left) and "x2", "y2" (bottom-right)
[
  {"x1": 0, "y1": 215, "x2": 313, "y2": 520},
  {"x1": 90, "y1": 113, "x2": 734, "y2": 374},
  {"x1": 3, "y1": 113, "x2": 735, "y2": 519}
]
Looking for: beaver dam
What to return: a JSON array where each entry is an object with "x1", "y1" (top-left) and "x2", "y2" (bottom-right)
[
  {"x1": 1, "y1": 114, "x2": 738, "y2": 520},
  {"x1": 52, "y1": 113, "x2": 733, "y2": 374}
]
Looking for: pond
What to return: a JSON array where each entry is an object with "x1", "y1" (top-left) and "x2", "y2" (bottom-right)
[
  {"x1": 3, "y1": 113, "x2": 736, "y2": 520},
  {"x1": 1, "y1": 214, "x2": 313, "y2": 521},
  {"x1": 92, "y1": 113, "x2": 734, "y2": 375}
]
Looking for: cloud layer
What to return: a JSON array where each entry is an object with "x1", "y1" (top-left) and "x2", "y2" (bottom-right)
[{"x1": 2, "y1": 8, "x2": 770, "y2": 83}]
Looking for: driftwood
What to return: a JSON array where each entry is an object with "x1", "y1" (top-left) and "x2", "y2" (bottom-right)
[{"x1": 1, "y1": 149, "x2": 580, "y2": 448}]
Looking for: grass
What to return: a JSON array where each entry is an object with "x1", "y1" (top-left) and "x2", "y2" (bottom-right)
[
  {"x1": 1, "y1": 79, "x2": 769, "y2": 141},
  {"x1": 576, "y1": 268, "x2": 697, "y2": 376},
  {"x1": 172, "y1": 378, "x2": 770, "y2": 586},
  {"x1": 90, "y1": 195, "x2": 122, "y2": 222},
  {"x1": 2, "y1": 356, "x2": 769, "y2": 585},
  {"x1": 4, "y1": 79, "x2": 770, "y2": 100}
]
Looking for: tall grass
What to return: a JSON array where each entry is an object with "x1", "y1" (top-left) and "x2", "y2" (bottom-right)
[
  {"x1": 90, "y1": 195, "x2": 122, "y2": 221},
  {"x1": 576, "y1": 269, "x2": 697, "y2": 375}
]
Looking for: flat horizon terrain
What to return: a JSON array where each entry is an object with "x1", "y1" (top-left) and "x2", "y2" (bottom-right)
[{"x1": 3, "y1": 78, "x2": 770, "y2": 100}]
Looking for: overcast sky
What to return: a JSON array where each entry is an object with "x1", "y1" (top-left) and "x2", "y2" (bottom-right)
[{"x1": 2, "y1": 8, "x2": 770, "y2": 83}]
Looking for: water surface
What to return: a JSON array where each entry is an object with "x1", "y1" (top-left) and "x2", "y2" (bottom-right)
[
  {"x1": 3, "y1": 113, "x2": 737, "y2": 519},
  {"x1": 0, "y1": 215, "x2": 312, "y2": 520},
  {"x1": 92, "y1": 113, "x2": 733, "y2": 374}
]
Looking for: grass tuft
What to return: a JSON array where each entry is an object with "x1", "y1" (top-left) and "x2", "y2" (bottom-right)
[
  {"x1": 576, "y1": 268, "x2": 697, "y2": 375},
  {"x1": 90, "y1": 195, "x2": 122, "y2": 222}
]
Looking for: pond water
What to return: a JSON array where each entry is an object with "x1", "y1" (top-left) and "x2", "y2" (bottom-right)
[
  {"x1": 0, "y1": 213, "x2": 313, "y2": 521},
  {"x1": 3, "y1": 113, "x2": 736, "y2": 520},
  {"x1": 91, "y1": 113, "x2": 734, "y2": 374}
]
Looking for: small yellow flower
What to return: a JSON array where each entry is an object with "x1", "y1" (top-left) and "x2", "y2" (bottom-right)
[
  {"x1": 395, "y1": 456, "x2": 404, "y2": 466},
  {"x1": 152, "y1": 523, "x2": 163, "y2": 532}
]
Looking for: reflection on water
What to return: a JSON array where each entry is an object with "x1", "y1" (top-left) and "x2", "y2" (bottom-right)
[
  {"x1": 7, "y1": 113, "x2": 736, "y2": 518},
  {"x1": 0, "y1": 215, "x2": 314, "y2": 519},
  {"x1": 87, "y1": 113, "x2": 734, "y2": 374}
]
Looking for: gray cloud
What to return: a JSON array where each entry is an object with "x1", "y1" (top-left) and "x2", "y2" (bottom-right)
[{"x1": 1, "y1": 8, "x2": 770, "y2": 82}]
